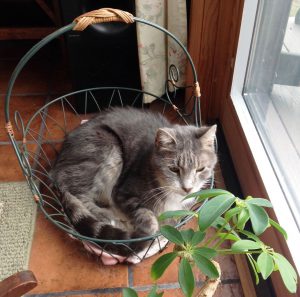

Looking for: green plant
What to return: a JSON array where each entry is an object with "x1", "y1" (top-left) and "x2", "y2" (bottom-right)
[{"x1": 123, "y1": 189, "x2": 298, "y2": 297}]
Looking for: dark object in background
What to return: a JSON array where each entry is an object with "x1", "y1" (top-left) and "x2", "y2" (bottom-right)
[{"x1": 60, "y1": 0, "x2": 141, "y2": 112}]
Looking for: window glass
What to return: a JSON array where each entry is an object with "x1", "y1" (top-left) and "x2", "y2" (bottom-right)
[{"x1": 243, "y1": 0, "x2": 300, "y2": 228}]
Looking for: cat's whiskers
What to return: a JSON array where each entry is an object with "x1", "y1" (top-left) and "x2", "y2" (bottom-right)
[
  {"x1": 143, "y1": 186, "x2": 174, "y2": 208},
  {"x1": 142, "y1": 186, "x2": 174, "y2": 202},
  {"x1": 142, "y1": 189, "x2": 168, "y2": 206}
]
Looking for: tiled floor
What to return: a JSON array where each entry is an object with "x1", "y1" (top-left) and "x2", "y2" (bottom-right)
[{"x1": 0, "y1": 40, "x2": 244, "y2": 297}]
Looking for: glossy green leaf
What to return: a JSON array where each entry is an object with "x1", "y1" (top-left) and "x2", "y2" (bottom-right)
[
  {"x1": 123, "y1": 288, "x2": 138, "y2": 297},
  {"x1": 211, "y1": 217, "x2": 231, "y2": 231},
  {"x1": 185, "y1": 188, "x2": 233, "y2": 200},
  {"x1": 231, "y1": 240, "x2": 262, "y2": 252},
  {"x1": 246, "y1": 198, "x2": 273, "y2": 208},
  {"x1": 269, "y1": 218, "x2": 288, "y2": 240},
  {"x1": 148, "y1": 285, "x2": 164, "y2": 297},
  {"x1": 191, "y1": 231, "x2": 206, "y2": 245},
  {"x1": 238, "y1": 230, "x2": 262, "y2": 243},
  {"x1": 198, "y1": 195, "x2": 236, "y2": 231},
  {"x1": 180, "y1": 229, "x2": 194, "y2": 244},
  {"x1": 160, "y1": 225, "x2": 184, "y2": 246},
  {"x1": 246, "y1": 203, "x2": 269, "y2": 235},
  {"x1": 192, "y1": 253, "x2": 219, "y2": 279},
  {"x1": 257, "y1": 252, "x2": 274, "y2": 280},
  {"x1": 193, "y1": 247, "x2": 217, "y2": 259},
  {"x1": 236, "y1": 208, "x2": 250, "y2": 230},
  {"x1": 273, "y1": 253, "x2": 298, "y2": 293},
  {"x1": 158, "y1": 210, "x2": 196, "y2": 221},
  {"x1": 151, "y1": 252, "x2": 178, "y2": 280},
  {"x1": 224, "y1": 206, "x2": 241, "y2": 221},
  {"x1": 217, "y1": 233, "x2": 240, "y2": 241},
  {"x1": 224, "y1": 206, "x2": 242, "y2": 221},
  {"x1": 179, "y1": 258, "x2": 195, "y2": 297}
]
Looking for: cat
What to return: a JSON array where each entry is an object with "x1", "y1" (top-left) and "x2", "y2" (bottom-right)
[{"x1": 50, "y1": 107, "x2": 217, "y2": 256}]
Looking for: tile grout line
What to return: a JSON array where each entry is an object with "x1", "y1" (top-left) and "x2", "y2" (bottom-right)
[
  {"x1": 25, "y1": 279, "x2": 241, "y2": 297},
  {"x1": 127, "y1": 265, "x2": 134, "y2": 287}
]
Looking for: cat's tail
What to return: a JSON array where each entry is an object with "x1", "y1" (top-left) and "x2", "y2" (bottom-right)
[{"x1": 62, "y1": 192, "x2": 132, "y2": 256}]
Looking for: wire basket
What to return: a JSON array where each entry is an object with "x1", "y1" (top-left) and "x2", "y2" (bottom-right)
[{"x1": 4, "y1": 8, "x2": 212, "y2": 264}]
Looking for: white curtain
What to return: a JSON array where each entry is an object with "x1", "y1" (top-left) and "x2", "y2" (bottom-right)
[{"x1": 135, "y1": 0, "x2": 188, "y2": 103}]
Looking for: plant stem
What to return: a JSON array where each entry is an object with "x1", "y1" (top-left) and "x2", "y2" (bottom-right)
[
  {"x1": 212, "y1": 223, "x2": 237, "y2": 249},
  {"x1": 216, "y1": 249, "x2": 262, "y2": 255},
  {"x1": 203, "y1": 220, "x2": 230, "y2": 246}
]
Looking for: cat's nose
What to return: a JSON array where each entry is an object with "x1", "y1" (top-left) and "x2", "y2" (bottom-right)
[{"x1": 183, "y1": 187, "x2": 192, "y2": 193}]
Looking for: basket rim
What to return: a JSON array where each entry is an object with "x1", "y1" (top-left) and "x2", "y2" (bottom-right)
[{"x1": 17, "y1": 85, "x2": 213, "y2": 244}]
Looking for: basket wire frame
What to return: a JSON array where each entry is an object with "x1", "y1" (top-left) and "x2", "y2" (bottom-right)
[{"x1": 4, "y1": 15, "x2": 213, "y2": 262}]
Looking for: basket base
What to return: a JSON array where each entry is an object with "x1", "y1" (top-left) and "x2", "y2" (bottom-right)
[{"x1": 82, "y1": 237, "x2": 168, "y2": 265}]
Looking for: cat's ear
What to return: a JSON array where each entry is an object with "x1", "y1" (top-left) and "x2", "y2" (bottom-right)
[
  {"x1": 155, "y1": 128, "x2": 177, "y2": 151},
  {"x1": 196, "y1": 125, "x2": 217, "y2": 149}
]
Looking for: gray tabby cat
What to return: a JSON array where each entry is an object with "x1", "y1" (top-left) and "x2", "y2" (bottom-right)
[{"x1": 50, "y1": 107, "x2": 217, "y2": 255}]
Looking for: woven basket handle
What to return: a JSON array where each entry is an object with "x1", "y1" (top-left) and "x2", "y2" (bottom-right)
[{"x1": 73, "y1": 8, "x2": 134, "y2": 31}]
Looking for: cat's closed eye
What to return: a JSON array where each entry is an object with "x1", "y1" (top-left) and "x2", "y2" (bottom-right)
[
  {"x1": 196, "y1": 167, "x2": 206, "y2": 173},
  {"x1": 169, "y1": 166, "x2": 180, "y2": 173}
]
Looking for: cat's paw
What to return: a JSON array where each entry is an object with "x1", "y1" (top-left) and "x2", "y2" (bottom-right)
[{"x1": 133, "y1": 208, "x2": 159, "y2": 235}]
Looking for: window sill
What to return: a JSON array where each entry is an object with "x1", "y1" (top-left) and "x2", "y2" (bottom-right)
[{"x1": 230, "y1": 87, "x2": 300, "y2": 275}]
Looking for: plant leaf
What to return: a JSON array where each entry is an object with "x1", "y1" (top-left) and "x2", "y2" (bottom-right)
[
  {"x1": 247, "y1": 255, "x2": 260, "y2": 285},
  {"x1": 257, "y1": 252, "x2": 274, "y2": 280},
  {"x1": 180, "y1": 229, "x2": 194, "y2": 243},
  {"x1": 198, "y1": 195, "x2": 236, "y2": 231},
  {"x1": 246, "y1": 198, "x2": 273, "y2": 208},
  {"x1": 178, "y1": 258, "x2": 195, "y2": 297},
  {"x1": 224, "y1": 206, "x2": 241, "y2": 221},
  {"x1": 238, "y1": 230, "x2": 262, "y2": 243},
  {"x1": 123, "y1": 288, "x2": 138, "y2": 297},
  {"x1": 217, "y1": 233, "x2": 240, "y2": 241},
  {"x1": 231, "y1": 240, "x2": 262, "y2": 252},
  {"x1": 148, "y1": 285, "x2": 164, "y2": 297},
  {"x1": 211, "y1": 217, "x2": 231, "y2": 231},
  {"x1": 151, "y1": 252, "x2": 178, "y2": 280},
  {"x1": 160, "y1": 225, "x2": 184, "y2": 246},
  {"x1": 192, "y1": 253, "x2": 219, "y2": 279},
  {"x1": 191, "y1": 231, "x2": 206, "y2": 245},
  {"x1": 246, "y1": 203, "x2": 269, "y2": 235},
  {"x1": 193, "y1": 247, "x2": 217, "y2": 259},
  {"x1": 236, "y1": 208, "x2": 250, "y2": 230},
  {"x1": 272, "y1": 253, "x2": 298, "y2": 293},
  {"x1": 158, "y1": 210, "x2": 196, "y2": 221},
  {"x1": 269, "y1": 218, "x2": 288, "y2": 240},
  {"x1": 185, "y1": 188, "x2": 233, "y2": 200}
]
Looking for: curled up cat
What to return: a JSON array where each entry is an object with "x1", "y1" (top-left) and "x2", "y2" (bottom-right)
[{"x1": 50, "y1": 107, "x2": 217, "y2": 260}]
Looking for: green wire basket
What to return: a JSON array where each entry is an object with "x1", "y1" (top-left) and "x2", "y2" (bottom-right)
[{"x1": 4, "y1": 8, "x2": 212, "y2": 264}]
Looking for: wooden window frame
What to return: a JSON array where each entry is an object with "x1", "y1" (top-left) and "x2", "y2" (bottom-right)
[{"x1": 187, "y1": 0, "x2": 300, "y2": 296}]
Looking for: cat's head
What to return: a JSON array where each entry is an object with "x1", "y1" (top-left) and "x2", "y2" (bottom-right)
[{"x1": 153, "y1": 124, "x2": 217, "y2": 198}]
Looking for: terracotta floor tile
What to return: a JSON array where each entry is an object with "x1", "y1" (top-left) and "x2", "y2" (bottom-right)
[
  {"x1": 131, "y1": 243, "x2": 179, "y2": 286},
  {"x1": 0, "y1": 144, "x2": 36, "y2": 182},
  {"x1": 138, "y1": 288, "x2": 181, "y2": 297},
  {"x1": 138, "y1": 283, "x2": 244, "y2": 297},
  {"x1": 0, "y1": 59, "x2": 50, "y2": 95},
  {"x1": 62, "y1": 293, "x2": 122, "y2": 297},
  {"x1": 42, "y1": 99, "x2": 84, "y2": 141},
  {"x1": 0, "y1": 95, "x2": 46, "y2": 141},
  {"x1": 29, "y1": 212, "x2": 128, "y2": 294},
  {"x1": 214, "y1": 282, "x2": 244, "y2": 297}
]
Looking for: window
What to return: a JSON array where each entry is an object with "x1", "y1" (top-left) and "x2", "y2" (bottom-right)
[
  {"x1": 244, "y1": 0, "x2": 300, "y2": 227},
  {"x1": 231, "y1": 0, "x2": 300, "y2": 273}
]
